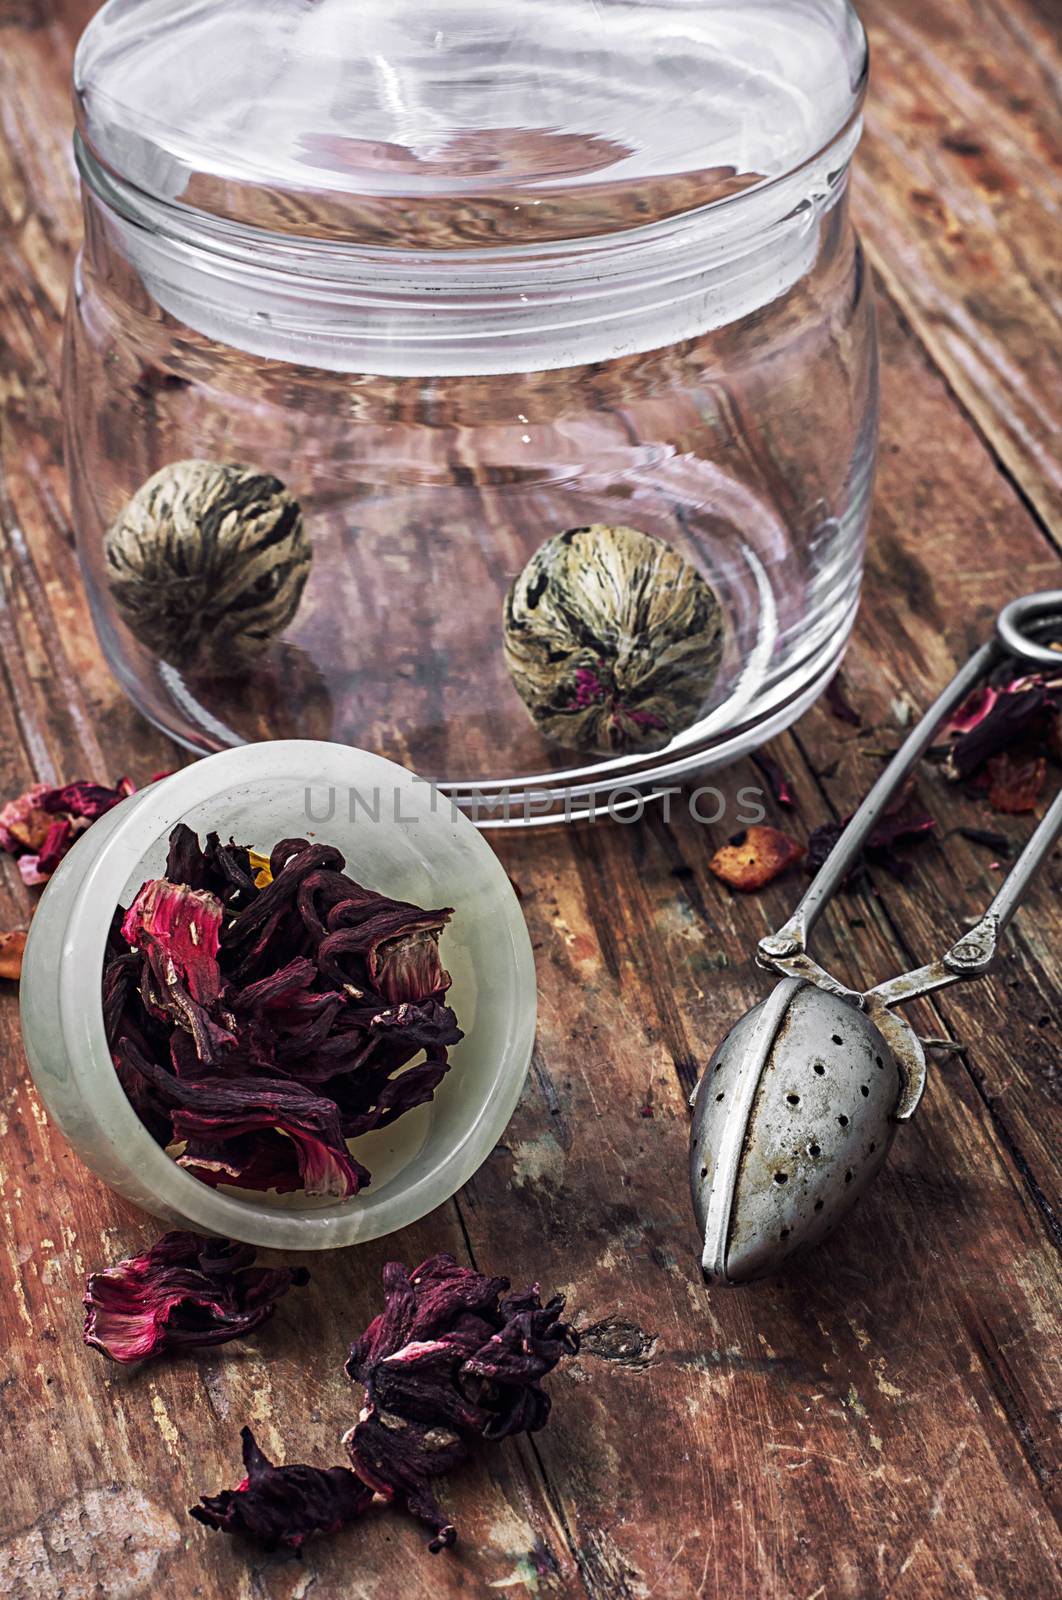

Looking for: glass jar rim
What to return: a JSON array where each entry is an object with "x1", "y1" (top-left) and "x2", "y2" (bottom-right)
[
  {"x1": 75, "y1": 0, "x2": 869, "y2": 263},
  {"x1": 77, "y1": 69, "x2": 868, "y2": 276}
]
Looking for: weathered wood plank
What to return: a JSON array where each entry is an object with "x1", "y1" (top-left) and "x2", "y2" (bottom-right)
[
  {"x1": 0, "y1": 3, "x2": 1059, "y2": 1600},
  {"x1": 856, "y1": 0, "x2": 1062, "y2": 534}
]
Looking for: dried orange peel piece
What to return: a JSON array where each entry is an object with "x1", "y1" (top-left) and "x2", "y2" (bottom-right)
[
  {"x1": 708, "y1": 826, "x2": 805, "y2": 893},
  {"x1": 0, "y1": 929, "x2": 28, "y2": 981},
  {"x1": 986, "y1": 752, "x2": 1047, "y2": 815}
]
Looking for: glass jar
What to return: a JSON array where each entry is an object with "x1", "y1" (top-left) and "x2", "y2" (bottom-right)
[
  {"x1": 18, "y1": 742, "x2": 536, "y2": 1248},
  {"x1": 64, "y1": 0, "x2": 876, "y2": 825}
]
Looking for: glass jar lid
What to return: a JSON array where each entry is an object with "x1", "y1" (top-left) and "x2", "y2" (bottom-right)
[{"x1": 75, "y1": 0, "x2": 868, "y2": 250}]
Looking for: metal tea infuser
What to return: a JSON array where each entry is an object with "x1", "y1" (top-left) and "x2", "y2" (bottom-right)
[{"x1": 690, "y1": 591, "x2": 1062, "y2": 1285}]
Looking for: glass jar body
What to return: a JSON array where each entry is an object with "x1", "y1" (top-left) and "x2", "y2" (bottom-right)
[{"x1": 64, "y1": 166, "x2": 878, "y2": 823}]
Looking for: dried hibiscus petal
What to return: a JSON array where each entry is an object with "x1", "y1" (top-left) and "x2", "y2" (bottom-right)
[
  {"x1": 191, "y1": 1427, "x2": 372, "y2": 1552},
  {"x1": 708, "y1": 826, "x2": 804, "y2": 892},
  {"x1": 0, "y1": 775, "x2": 140, "y2": 884},
  {"x1": 122, "y1": 878, "x2": 235, "y2": 1063},
  {"x1": 15, "y1": 818, "x2": 88, "y2": 886},
  {"x1": 122, "y1": 1043, "x2": 369, "y2": 1197},
  {"x1": 122, "y1": 877, "x2": 225, "y2": 1007},
  {"x1": 106, "y1": 826, "x2": 463, "y2": 1200},
  {"x1": 179, "y1": 1134, "x2": 306, "y2": 1195},
  {"x1": 343, "y1": 1409, "x2": 464, "y2": 1552},
  {"x1": 944, "y1": 679, "x2": 1056, "y2": 781},
  {"x1": 309, "y1": 996, "x2": 461, "y2": 1073},
  {"x1": 164, "y1": 827, "x2": 261, "y2": 907},
  {"x1": 943, "y1": 683, "x2": 999, "y2": 740},
  {"x1": 205, "y1": 834, "x2": 262, "y2": 905},
  {"x1": 374, "y1": 924, "x2": 452, "y2": 1005},
  {"x1": 33, "y1": 818, "x2": 81, "y2": 880},
  {"x1": 223, "y1": 841, "x2": 344, "y2": 971},
  {"x1": 751, "y1": 752, "x2": 795, "y2": 809},
  {"x1": 231, "y1": 956, "x2": 319, "y2": 1014},
  {"x1": 344, "y1": 1254, "x2": 578, "y2": 1551},
  {"x1": 366, "y1": 997, "x2": 463, "y2": 1059},
  {"x1": 41, "y1": 778, "x2": 136, "y2": 820},
  {"x1": 316, "y1": 904, "x2": 453, "y2": 1004},
  {"x1": 805, "y1": 775, "x2": 936, "y2": 886},
  {"x1": 164, "y1": 821, "x2": 212, "y2": 891},
  {"x1": 333, "y1": 1050, "x2": 453, "y2": 1141},
  {"x1": 83, "y1": 1231, "x2": 308, "y2": 1364},
  {"x1": 806, "y1": 802, "x2": 936, "y2": 883}
]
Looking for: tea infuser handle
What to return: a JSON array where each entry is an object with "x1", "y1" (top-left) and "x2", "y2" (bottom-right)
[
  {"x1": 758, "y1": 640, "x2": 997, "y2": 971},
  {"x1": 759, "y1": 589, "x2": 1062, "y2": 981},
  {"x1": 997, "y1": 590, "x2": 1062, "y2": 670},
  {"x1": 868, "y1": 589, "x2": 1062, "y2": 1008},
  {"x1": 868, "y1": 784, "x2": 1062, "y2": 1009}
]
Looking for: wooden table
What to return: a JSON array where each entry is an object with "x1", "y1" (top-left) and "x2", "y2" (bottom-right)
[{"x1": 1, "y1": 3, "x2": 1060, "y2": 1596}]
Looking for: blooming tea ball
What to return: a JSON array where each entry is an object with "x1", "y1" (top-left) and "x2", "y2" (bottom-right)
[
  {"x1": 503, "y1": 524, "x2": 724, "y2": 754},
  {"x1": 104, "y1": 460, "x2": 312, "y2": 670}
]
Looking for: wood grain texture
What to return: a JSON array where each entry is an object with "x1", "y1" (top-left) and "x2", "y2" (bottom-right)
[
  {"x1": 855, "y1": 0, "x2": 1062, "y2": 532},
  {"x1": 0, "y1": 3, "x2": 1060, "y2": 1599}
]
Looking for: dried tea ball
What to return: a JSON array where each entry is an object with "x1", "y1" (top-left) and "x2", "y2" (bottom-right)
[
  {"x1": 503, "y1": 524, "x2": 724, "y2": 755},
  {"x1": 104, "y1": 460, "x2": 312, "y2": 671}
]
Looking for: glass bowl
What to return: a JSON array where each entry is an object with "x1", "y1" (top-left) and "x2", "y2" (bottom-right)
[
  {"x1": 64, "y1": 0, "x2": 877, "y2": 823},
  {"x1": 19, "y1": 742, "x2": 536, "y2": 1248}
]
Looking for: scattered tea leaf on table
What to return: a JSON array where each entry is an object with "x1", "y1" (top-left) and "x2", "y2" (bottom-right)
[
  {"x1": 83, "y1": 1231, "x2": 309, "y2": 1364},
  {"x1": 191, "y1": 1427, "x2": 371, "y2": 1552},
  {"x1": 344, "y1": 1253, "x2": 579, "y2": 1551}
]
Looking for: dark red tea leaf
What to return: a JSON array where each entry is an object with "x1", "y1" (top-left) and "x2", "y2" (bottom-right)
[
  {"x1": 751, "y1": 752, "x2": 795, "y2": 809},
  {"x1": 191, "y1": 1427, "x2": 371, "y2": 1551},
  {"x1": 121, "y1": 1043, "x2": 369, "y2": 1197},
  {"x1": 105, "y1": 828, "x2": 464, "y2": 1199},
  {"x1": 943, "y1": 683, "x2": 999, "y2": 740},
  {"x1": 806, "y1": 802, "x2": 936, "y2": 883},
  {"x1": 0, "y1": 775, "x2": 140, "y2": 885},
  {"x1": 945, "y1": 680, "x2": 1056, "y2": 781},
  {"x1": 41, "y1": 778, "x2": 137, "y2": 820},
  {"x1": 344, "y1": 1254, "x2": 578, "y2": 1551},
  {"x1": 83, "y1": 1231, "x2": 308, "y2": 1364}
]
